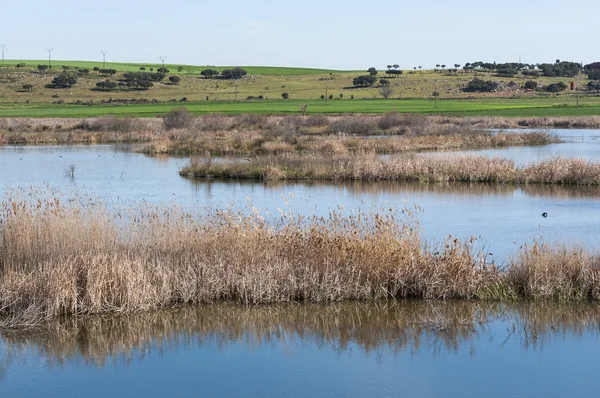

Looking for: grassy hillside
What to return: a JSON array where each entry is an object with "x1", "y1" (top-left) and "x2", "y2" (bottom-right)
[
  {"x1": 0, "y1": 60, "x2": 598, "y2": 117},
  {"x1": 2, "y1": 60, "x2": 349, "y2": 75}
]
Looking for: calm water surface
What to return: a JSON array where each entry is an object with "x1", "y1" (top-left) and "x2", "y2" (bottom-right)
[
  {"x1": 2, "y1": 137, "x2": 600, "y2": 397},
  {"x1": 1, "y1": 139, "x2": 600, "y2": 258},
  {"x1": 1, "y1": 302, "x2": 599, "y2": 398}
]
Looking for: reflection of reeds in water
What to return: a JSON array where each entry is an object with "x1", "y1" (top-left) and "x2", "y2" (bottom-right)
[
  {"x1": 185, "y1": 179, "x2": 600, "y2": 199},
  {"x1": 1, "y1": 188, "x2": 600, "y2": 326},
  {"x1": 1, "y1": 302, "x2": 599, "y2": 372}
]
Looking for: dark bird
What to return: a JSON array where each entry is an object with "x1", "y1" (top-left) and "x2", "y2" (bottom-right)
[{"x1": 542, "y1": 212, "x2": 548, "y2": 218}]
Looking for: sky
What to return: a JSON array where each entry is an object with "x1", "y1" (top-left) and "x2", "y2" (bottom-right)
[{"x1": 2, "y1": 0, "x2": 598, "y2": 70}]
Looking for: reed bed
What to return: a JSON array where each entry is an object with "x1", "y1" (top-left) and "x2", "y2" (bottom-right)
[
  {"x1": 0, "y1": 114, "x2": 560, "y2": 152},
  {"x1": 1, "y1": 188, "x2": 600, "y2": 325},
  {"x1": 180, "y1": 153, "x2": 600, "y2": 185}
]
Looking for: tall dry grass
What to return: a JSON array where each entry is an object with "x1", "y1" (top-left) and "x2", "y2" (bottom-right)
[
  {"x1": 1, "y1": 188, "x2": 600, "y2": 325},
  {"x1": 180, "y1": 153, "x2": 600, "y2": 185}
]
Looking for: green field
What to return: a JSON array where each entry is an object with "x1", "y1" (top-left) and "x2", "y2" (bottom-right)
[
  {"x1": 1, "y1": 98, "x2": 599, "y2": 118},
  {"x1": 2, "y1": 60, "x2": 349, "y2": 76}
]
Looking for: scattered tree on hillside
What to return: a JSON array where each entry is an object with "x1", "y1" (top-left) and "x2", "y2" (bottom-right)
[
  {"x1": 352, "y1": 75, "x2": 377, "y2": 87},
  {"x1": 94, "y1": 80, "x2": 118, "y2": 91},
  {"x1": 99, "y1": 69, "x2": 117, "y2": 76},
  {"x1": 201, "y1": 69, "x2": 220, "y2": 78},
  {"x1": 463, "y1": 78, "x2": 499, "y2": 92},
  {"x1": 538, "y1": 62, "x2": 581, "y2": 77},
  {"x1": 16, "y1": 63, "x2": 26, "y2": 68},
  {"x1": 169, "y1": 75, "x2": 181, "y2": 85},
  {"x1": 545, "y1": 82, "x2": 567, "y2": 92},
  {"x1": 379, "y1": 78, "x2": 390, "y2": 86},
  {"x1": 524, "y1": 80, "x2": 538, "y2": 90},
  {"x1": 367, "y1": 67, "x2": 378, "y2": 76},
  {"x1": 47, "y1": 73, "x2": 78, "y2": 88},
  {"x1": 140, "y1": 67, "x2": 146, "y2": 71},
  {"x1": 157, "y1": 67, "x2": 170, "y2": 74},
  {"x1": 281, "y1": 92, "x2": 289, "y2": 99},
  {"x1": 220, "y1": 68, "x2": 247, "y2": 79},
  {"x1": 37, "y1": 65, "x2": 48, "y2": 73},
  {"x1": 380, "y1": 85, "x2": 394, "y2": 99}
]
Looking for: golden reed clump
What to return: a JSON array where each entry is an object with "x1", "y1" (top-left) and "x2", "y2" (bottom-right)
[
  {"x1": 180, "y1": 153, "x2": 600, "y2": 186},
  {"x1": 1, "y1": 188, "x2": 599, "y2": 324}
]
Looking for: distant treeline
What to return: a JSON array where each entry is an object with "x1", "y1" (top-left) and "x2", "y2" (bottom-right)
[{"x1": 461, "y1": 60, "x2": 600, "y2": 79}]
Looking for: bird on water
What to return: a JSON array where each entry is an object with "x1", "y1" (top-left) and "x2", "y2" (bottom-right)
[{"x1": 542, "y1": 212, "x2": 548, "y2": 218}]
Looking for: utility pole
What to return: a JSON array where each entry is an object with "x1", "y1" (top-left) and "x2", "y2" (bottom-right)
[
  {"x1": 0, "y1": 45, "x2": 6, "y2": 64},
  {"x1": 576, "y1": 72, "x2": 580, "y2": 109},
  {"x1": 47, "y1": 48, "x2": 53, "y2": 68},
  {"x1": 159, "y1": 56, "x2": 167, "y2": 70},
  {"x1": 101, "y1": 50, "x2": 108, "y2": 69}
]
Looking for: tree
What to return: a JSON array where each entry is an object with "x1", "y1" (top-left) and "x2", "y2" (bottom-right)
[
  {"x1": 201, "y1": 69, "x2": 220, "y2": 79},
  {"x1": 281, "y1": 92, "x2": 289, "y2": 99},
  {"x1": 380, "y1": 86, "x2": 394, "y2": 99},
  {"x1": 463, "y1": 78, "x2": 499, "y2": 92},
  {"x1": 37, "y1": 64, "x2": 48, "y2": 73},
  {"x1": 320, "y1": 95, "x2": 325, "y2": 100},
  {"x1": 177, "y1": 66, "x2": 183, "y2": 72},
  {"x1": 545, "y1": 82, "x2": 567, "y2": 92},
  {"x1": 435, "y1": 64, "x2": 440, "y2": 70},
  {"x1": 157, "y1": 67, "x2": 170, "y2": 74},
  {"x1": 441, "y1": 64, "x2": 446, "y2": 70},
  {"x1": 22, "y1": 84, "x2": 33, "y2": 92},
  {"x1": 454, "y1": 64, "x2": 460, "y2": 69},
  {"x1": 393, "y1": 64, "x2": 399, "y2": 71},
  {"x1": 99, "y1": 69, "x2": 117, "y2": 76},
  {"x1": 169, "y1": 75, "x2": 181, "y2": 85},
  {"x1": 16, "y1": 63, "x2": 26, "y2": 68},
  {"x1": 524, "y1": 81, "x2": 538, "y2": 90},
  {"x1": 328, "y1": 94, "x2": 333, "y2": 100},
  {"x1": 379, "y1": 78, "x2": 390, "y2": 86},
  {"x1": 367, "y1": 67, "x2": 378, "y2": 76},
  {"x1": 140, "y1": 67, "x2": 146, "y2": 71},
  {"x1": 352, "y1": 75, "x2": 377, "y2": 87},
  {"x1": 94, "y1": 80, "x2": 118, "y2": 91},
  {"x1": 220, "y1": 68, "x2": 247, "y2": 79},
  {"x1": 587, "y1": 71, "x2": 600, "y2": 80},
  {"x1": 48, "y1": 73, "x2": 78, "y2": 88},
  {"x1": 339, "y1": 93, "x2": 343, "y2": 99},
  {"x1": 387, "y1": 65, "x2": 392, "y2": 71}
]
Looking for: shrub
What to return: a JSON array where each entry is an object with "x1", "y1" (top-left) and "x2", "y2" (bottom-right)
[
  {"x1": 22, "y1": 84, "x2": 33, "y2": 92},
  {"x1": 201, "y1": 69, "x2": 219, "y2": 78},
  {"x1": 162, "y1": 107, "x2": 193, "y2": 130},
  {"x1": 353, "y1": 75, "x2": 377, "y2": 87},
  {"x1": 94, "y1": 80, "x2": 118, "y2": 91},
  {"x1": 220, "y1": 68, "x2": 247, "y2": 80},
  {"x1": 169, "y1": 75, "x2": 181, "y2": 85},
  {"x1": 47, "y1": 73, "x2": 78, "y2": 88},
  {"x1": 464, "y1": 78, "x2": 499, "y2": 92},
  {"x1": 380, "y1": 78, "x2": 390, "y2": 86},
  {"x1": 545, "y1": 82, "x2": 567, "y2": 92},
  {"x1": 524, "y1": 81, "x2": 538, "y2": 90},
  {"x1": 587, "y1": 71, "x2": 600, "y2": 80},
  {"x1": 16, "y1": 63, "x2": 26, "y2": 68},
  {"x1": 281, "y1": 92, "x2": 289, "y2": 100}
]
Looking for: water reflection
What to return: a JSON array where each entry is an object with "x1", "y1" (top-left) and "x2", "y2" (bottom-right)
[{"x1": 2, "y1": 302, "x2": 599, "y2": 372}]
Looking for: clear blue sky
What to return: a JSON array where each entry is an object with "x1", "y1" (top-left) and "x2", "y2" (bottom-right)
[{"x1": 2, "y1": 0, "x2": 597, "y2": 70}]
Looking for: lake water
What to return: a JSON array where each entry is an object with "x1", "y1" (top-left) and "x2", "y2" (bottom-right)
[
  {"x1": 2, "y1": 132, "x2": 600, "y2": 397},
  {"x1": 1, "y1": 302, "x2": 599, "y2": 398},
  {"x1": 2, "y1": 135, "x2": 600, "y2": 259}
]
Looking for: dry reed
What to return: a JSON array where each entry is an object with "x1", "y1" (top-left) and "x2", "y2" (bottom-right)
[
  {"x1": 179, "y1": 153, "x2": 600, "y2": 185},
  {"x1": 1, "y1": 188, "x2": 600, "y2": 325}
]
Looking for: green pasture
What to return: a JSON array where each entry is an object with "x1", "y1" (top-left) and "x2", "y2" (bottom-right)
[
  {"x1": 1, "y1": 60, "x2": 349, "y2": 76},
  {"x1": 1, "y1": 98, "x2": 599, "y2": 118}
]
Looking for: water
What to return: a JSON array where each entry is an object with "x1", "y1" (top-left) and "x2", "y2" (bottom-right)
[
  {"x1": 1, "y1": 302, "x2": 599, "y2": 398},
  {"x1": 450, "y1": 128, "x2": 600, "y2": 164},
  {"x1": 1, "y1": 141, "x2": 600, "y2": 258},
  {"x1": 2, "y1": 137, "x2": 600, "y2": 397}
]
